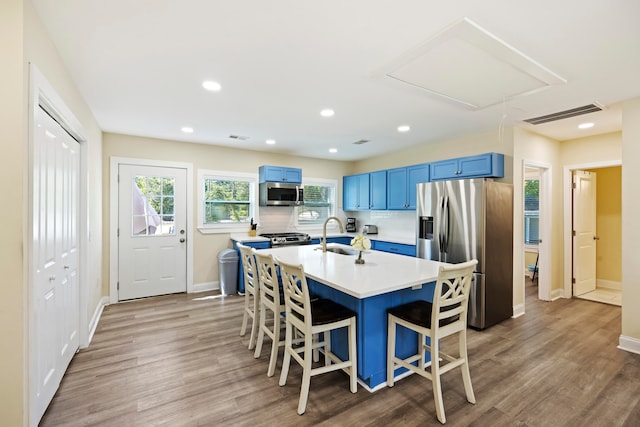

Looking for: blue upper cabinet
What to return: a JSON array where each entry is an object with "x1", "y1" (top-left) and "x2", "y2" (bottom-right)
[
  {"x1": 430, "y1": 153, "x2": 504, "y2": 181},
  {"x1": 387, "y1": 163, "x2": 429, "y2": 210},
  {"x1": 369, "y1": 170, "x2": 387, "y2": 210},
  {"x1": 259, "y1": 165, "x2": 302, "y2": 183},
  {"x1": 343, "y1": 173, "x2": 370, "y2": 211}
]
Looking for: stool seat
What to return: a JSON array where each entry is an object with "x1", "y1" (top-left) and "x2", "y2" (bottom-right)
[{"x1": 388, "y1": 300, "x2": 459, "y2": 329}]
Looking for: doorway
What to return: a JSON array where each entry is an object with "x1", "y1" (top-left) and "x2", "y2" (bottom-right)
[
  {"x1": 571, "y1": 167, "x2": 622, "y2": 306},
  {"x1": 563, "y1": 161, "x2": 622, "y2": 305},
  {"x1": 522, "y1": 161, "x2": 551, "y2": 302},
  {"x1": 110, "y1": 158, "x2": 194, "y2": 303}
]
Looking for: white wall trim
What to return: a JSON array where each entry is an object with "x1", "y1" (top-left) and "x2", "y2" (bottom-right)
[
  {"x1": 109, "y1": 157, "x2": 194, "y2": 304},
  {"x1": 193, "y1": 281, "x2": 220, "y2": 293},
  {"x1": 84, "y1": 297, "x2": 109, "y2": 349},
  {"x1": 597, "y1": 279, "x2": 622, "y2": 291},
  {"x1": 618, "y1": 335, "x2": 640, "y2": 355},
  {"x1": 563, "y1": 160, "x2": 622, "y2": 299},
  {"x1": 512, "y1": 303, "x2": 525, "y2": 318}
]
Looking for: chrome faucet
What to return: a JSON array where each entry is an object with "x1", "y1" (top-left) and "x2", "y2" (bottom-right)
[{"x1": 322, "y1": 216, "x2": 344, "y2": 252}]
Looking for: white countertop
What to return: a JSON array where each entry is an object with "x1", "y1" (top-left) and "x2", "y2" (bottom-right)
[
  {"x1": 231, "y1": 232, "x2": 415, "y2": 246},
  {"x1": 257, "y1": 243, "x2": 443, "y2": 299}
]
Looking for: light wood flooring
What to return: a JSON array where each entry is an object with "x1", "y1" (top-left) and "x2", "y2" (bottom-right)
[{"x1": 41, "y1": 279, "x2": 640, "y2": 426}]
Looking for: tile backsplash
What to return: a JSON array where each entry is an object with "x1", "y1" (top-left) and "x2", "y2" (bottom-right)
[{"x1": 255, "y1": 207, "x2": 415, "y2": 239}]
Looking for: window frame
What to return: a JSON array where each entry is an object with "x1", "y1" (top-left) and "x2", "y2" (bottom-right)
[
  {"x1": 295, "y1": 177, "x2": 337, "y2": 229},
  {"x1": 197, "y1": 169, "x2": 258, "y2": 234}
]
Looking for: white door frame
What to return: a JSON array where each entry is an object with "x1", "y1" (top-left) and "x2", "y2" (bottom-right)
[
  {"x1": 563, "y1": 160, "x2": 621, "y2": 298},
  {"x1": 27, "y1": 64, "x2": 89, "y2": 426},
  {"x1": 109, "y1": 157, "x2": 194, "y2": 304},
  {"x1": 522, "y1": 160, "x2": 552, "y2": 301}
]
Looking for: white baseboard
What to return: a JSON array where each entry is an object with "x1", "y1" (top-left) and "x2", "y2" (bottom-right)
[
  {"x1": 550, "y1": 288, "x2": 565, "y2": 301},
  {"x1": 192, "y1": 281, "x2": 220, "y2": 293},
  {"x1": 512, "y1": 303, "x2": 525, "y2": 318},
  {"x1": 84, "y1": 296, "x2": 109, "y2": 349},
  {"x1": 618, "y1": 335, "x2": 640, "y2": 355},
  {"x1": 597, "y1": 280, "x2": 622, "y2": 291}
]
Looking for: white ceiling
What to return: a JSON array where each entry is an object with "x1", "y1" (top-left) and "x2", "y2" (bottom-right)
[{"x1": 31, "y1": 0, "x2": 640, "y2": 161}]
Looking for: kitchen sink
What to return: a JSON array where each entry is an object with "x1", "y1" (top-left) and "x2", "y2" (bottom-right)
[{"x1": 315, "y1": 246, "x2": 356, "y2": 255}]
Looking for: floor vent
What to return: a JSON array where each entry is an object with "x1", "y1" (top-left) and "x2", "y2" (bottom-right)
[
  {"x1": 523, "y1": 104, "x2": 603, "y2": 125},
  {"x1": 353, "y1": 139, "x2": 370, "y2": 145}
]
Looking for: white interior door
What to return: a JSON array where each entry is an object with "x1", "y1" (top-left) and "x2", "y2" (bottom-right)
[
  {"x1": 31, "y1": 105, "x2": 80, "y2": 423},
  {"x1": 573, "y1": 170, "x2": 597, "y2": 296},
  {"x1": 118, "y1": 164, "x2": 187, "y2": 300}
]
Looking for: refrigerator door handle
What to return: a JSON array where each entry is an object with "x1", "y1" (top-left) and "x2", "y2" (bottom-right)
[
  {"x1": 437, "y1": 196, "x2": 445, "y2": 256},
  {"x1": 442, "y1": 196, "x2": 450, "y2": 254}
]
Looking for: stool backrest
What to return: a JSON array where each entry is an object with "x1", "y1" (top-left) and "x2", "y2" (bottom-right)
[
  {"x1": 237, "y1": 244, "x2": 258, "y2": 294},
  {"x1": 277, "y1": 258, "x2": 311, "y2": 331},
  {"x1": 253, "y1": 251, "x2": 280, "y2": 307},
  {"x1": 432, "y1": 259, "x2": 477, "y2": 333}
]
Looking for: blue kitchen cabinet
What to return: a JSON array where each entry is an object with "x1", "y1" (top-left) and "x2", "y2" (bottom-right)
[
  {"x1": 259, "y1": 165, "x2": 302, "y2": 183},
  {"x1": 343, "y1": 171, "x2": 386, "y2": 211},
  {"x1": 369, "y1": 170, "x2": 387, "y2": 210},
  {"x1": 373, "y1": 240, "x2": 416, "y2": 257},
  {"x1": 430, "y1": 152, "x2": 504, "y2": 181},
  {"x1": 232, "y1": 240, "x2": 270, "y2": 293},
  {"x1": 343, "y1": 173, "x2": 370, "y2": 211},
  {"x1": 387, "y1": 163, "x2": 429, "y2": 210}
]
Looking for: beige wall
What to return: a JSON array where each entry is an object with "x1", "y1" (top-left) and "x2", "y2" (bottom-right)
[
  {"x1": 102, "y1": 133, "x2": 354, "y2": 290},
  {"x1": 585, "y1": 166, "x2": 621, "y2": 283},
  {"x1": 513, "y1": 128, "x2": 564, "y2": 307},
  {"x1": 0, "y1": 1, "x2": 104, "y2": 424},
  {"x1": 561, "y1": 131, "x2": 622, "y2": 165},
  {"x1": 622, "y1": 98, "x2": 640, "y2": 341},
  {"x1": 0, "y1": 0, "x2": 25, "y2": 423}
]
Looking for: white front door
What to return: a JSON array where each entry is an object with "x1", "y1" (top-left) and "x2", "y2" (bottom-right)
[
  {"x1": 31, "y1": 105, "x2": 80, "y2": 423},
  {"x1": 573, "y1": 170, "x2": 597, "y2": 296},
  {"x1": 118, "y1": 164, "x2": 187, "y2": 300}
]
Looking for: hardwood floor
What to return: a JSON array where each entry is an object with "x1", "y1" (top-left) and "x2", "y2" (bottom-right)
[{"x1": 41, "y1": 280, "x2": 640, "y2": 426}]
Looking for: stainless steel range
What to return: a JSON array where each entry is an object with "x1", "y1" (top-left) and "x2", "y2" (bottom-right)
[{"x1": 260, "y1": 232, "x2": 311, "y2": 247}]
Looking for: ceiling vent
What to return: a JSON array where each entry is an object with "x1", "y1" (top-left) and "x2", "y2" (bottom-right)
[
  {"x1": 352, "y1": 139, "x2": 370, "y2": 145},
  {"x1": 229, "y1": 134, "x2": 250, "y2": 141},
  {"x1": 523, "y1": 104, "x2": 603, "y2": 125}
]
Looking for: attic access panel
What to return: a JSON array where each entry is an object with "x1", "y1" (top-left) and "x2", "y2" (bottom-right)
[{"x1": 382, "y1": 18, "x2": 566, "y2": 110}]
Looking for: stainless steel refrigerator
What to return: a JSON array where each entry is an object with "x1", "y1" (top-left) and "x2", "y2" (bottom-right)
[{"x1": 416, "y1": 179, "x2": 513, "y2": 329}]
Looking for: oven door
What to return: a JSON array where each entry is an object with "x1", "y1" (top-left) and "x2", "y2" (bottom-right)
[{"x1": 259, "y1": 182, "x2": 304, "y2": 206}]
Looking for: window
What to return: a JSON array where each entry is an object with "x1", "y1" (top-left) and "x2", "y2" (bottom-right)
[
  {"x1": 524, "y1": 178, "x2": 539, "y2": 245},
  {"x1": 132, "y1": 175, "x2": 175, "y2": 236},
  {"x1": 198, "y1": 170, "x2": 256, "y2": 232},
  {"x1": 297, "y1": 179, "x2": 336, "y2": 226}
]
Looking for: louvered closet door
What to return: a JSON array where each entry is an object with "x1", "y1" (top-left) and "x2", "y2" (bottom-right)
[{"x1": 31, "y1": 105, "x2": 80, "y2": 424}]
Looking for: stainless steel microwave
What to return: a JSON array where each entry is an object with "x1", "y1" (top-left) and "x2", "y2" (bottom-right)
[{"x1": 259, "y1": 182, "x2": 304, "y2": 206}]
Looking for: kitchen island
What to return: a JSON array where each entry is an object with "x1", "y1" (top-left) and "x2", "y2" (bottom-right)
[{"x1": 257, "y1": 243, "x2": 444, "y2": 390}]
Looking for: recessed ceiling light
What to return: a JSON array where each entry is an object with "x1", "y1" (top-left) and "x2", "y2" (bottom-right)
[
  {"x1": 320, "y1": 109, "x2": 335, "y2": 117},
  {"x1": 578, "y1": 122, "x2": 594, "y2": 129},
  {"x1": 202, "y1": 80, "x2": 222, "y2": 91},
  {"x1": 329, "y1": 148, "x2": 338, "y2": 153},
  {"x1": 397, "y1": 125, "x2": 411, "y2": 132},
  {"x1": 266, "y1": 139, "x2": 276, "y2": 145},
  {"x1": 181, "y1": 126, "x2": 194, "y2": 133}
]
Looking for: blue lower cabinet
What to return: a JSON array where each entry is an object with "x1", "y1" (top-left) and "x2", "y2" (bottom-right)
[
  {"x1": 232, "y1": 241, "x2": 270, "y2": 293},
  {"x1": 307, "y1": 278, "x2": 436, "y2": 389},
  {"x1": 373, "y1": 241, "x2": 416, "y2": 257}
]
